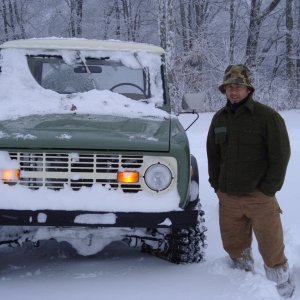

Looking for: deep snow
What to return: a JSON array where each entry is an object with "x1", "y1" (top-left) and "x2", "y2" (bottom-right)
[{"x1": 0, "y1": 110, "x2": 299, "y2": 300}]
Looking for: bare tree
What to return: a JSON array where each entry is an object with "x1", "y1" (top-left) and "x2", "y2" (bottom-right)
[
  {"x1": 1, "y1": 0, "x2": 9, "y2": 41},
  {"x1": 228, "y1": 0, "x2": 242, "y2": 63},
  {"x1": 157, "y1": 0, "x2": 166, "y2": 49},
  {"x1": 76, "y1": 0, "x2": 83, "y2": 36},
  {"x1": 120, "y1": 0, "x2": 142, "y2": 41},
  {"x1": 284, "y1": 0, "x2": 299, "y2": 108},
  {"x1": 0, "y1": 0, "x2": 27, "y2": 41},
  {"x1": 12, "y1": 0, "x2": 26, "y2": 38},
  {"x1": 194, "y1": 0, "x2": 209, "y2": 39},
  {"x1": 286, "y1": 0, "x2": 294, "y2": 79},
  {"x1": 114, "y1": 0, "x2": 121, "y2": 39},
  {"x1": 179, "y1": 0, "x2": 189, "y2": 51},
  {"x1": 245, "y1": 0, "x2": 281, "y2": 68},
  {"x1": 296, "y1": 0, "x2": 300, "y2": 102},
  {"x1": 157, "y1": 0, "x2": 178, "y2": 107},
  {"x1": 66, "y1": 0, "x2": 83, "y2": 37}
]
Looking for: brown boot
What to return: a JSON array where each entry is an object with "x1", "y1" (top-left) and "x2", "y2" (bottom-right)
[
  {"x1": 230, "y1": 248, "x2": 254, "y2": 272},
  {"x1": 265, "y1": 263, "x2": 295, "y2": 298}
]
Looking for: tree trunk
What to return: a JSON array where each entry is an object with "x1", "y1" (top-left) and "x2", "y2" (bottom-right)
[
  {"x1": 286, "y1": 0, "x2": 294, "y2": 79},
  {"x1": 245, "y1": 0, "x2": 262, "y2": 68},
  {"x1": 2, "y1": 0, "x2": 9, "y2": 41},
  {"x1": 76, "y1": 0, "x2": 83, "y2": 36},
  {"x1": 12, "y1": 0, "x2": 26, "y2": 39},
  {"x1": 296, "y1": 0, "x2": 300, "y2": 105},
  {"x1": 122, "y1": 0, "x2": 131, "y2": 40},
  {"x1": 68, "y1": 0, "x2": 83, "y2": 37},
  {"x1": 166, "y1": 0, "x2": 175, "y2": 62},
  {"x1": 121, "y1": 0, "x2": 141, "y2": 41},
  {"x1": 187, "y1": 2, "x2": 193, "y2": 49},
  {"x1": 245, "y1": 0, "x2": 281, "y2": 68},
  {"x1": 8, "y1": 0, "x2": 17, "y2": 39},
  {"x1": 179, "y1": 0, "x2": 189, "y2": 51},
  {"x1": 229, "y1": 0, "x2": 235, "y2": 63},
  {"x1": 194, "y1": 0, "x2": 208, "y2": 38},
  {"x1": 70, "y1": 0, "x2": 76, "y2": 37},
  {"x1": 114, "y1": 0, "x2": 121, "y2": 39},
  {"x1": 158, "y1": 0, "x2": 166, "y2": 49}
]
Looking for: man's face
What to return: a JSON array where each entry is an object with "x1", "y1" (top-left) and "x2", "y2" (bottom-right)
[{"x1": 224, "y1": 84, "x2": 251, "y2": 104}]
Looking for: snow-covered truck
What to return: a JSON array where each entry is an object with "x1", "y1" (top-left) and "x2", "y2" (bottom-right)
[{"x1": 0, "y1": 38, "x2": 206, "y2": 263}]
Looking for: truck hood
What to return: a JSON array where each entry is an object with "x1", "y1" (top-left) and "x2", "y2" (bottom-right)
[{"x1": 0, "y1": 114, "x2": 170, "y2": 151}]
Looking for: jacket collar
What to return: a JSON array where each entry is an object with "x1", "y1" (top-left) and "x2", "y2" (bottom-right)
[{"x1": 223, "y1": 96, "x2": 254, "y2": 114}]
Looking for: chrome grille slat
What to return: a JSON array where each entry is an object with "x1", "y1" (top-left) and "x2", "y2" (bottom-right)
[{"x1": 9, "y1": 152, "x2": 143, "y2": 192}]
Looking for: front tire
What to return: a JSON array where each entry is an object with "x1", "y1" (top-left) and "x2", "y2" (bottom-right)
[{"x1": 142, "y1": 209, "x2": 207, "y2": 264}]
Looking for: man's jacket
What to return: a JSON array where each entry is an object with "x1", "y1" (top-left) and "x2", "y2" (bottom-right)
[{"x1": 206, "y1": 97, "x2": 290, "y2": 196}]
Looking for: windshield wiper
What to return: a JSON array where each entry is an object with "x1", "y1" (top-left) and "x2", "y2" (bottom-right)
[
  {"x1": 134, "y1": 52, "x2": 150, "y2": 100},
  {"x1": 77, "y1": 51, "x2": 99, "y2": 90}
]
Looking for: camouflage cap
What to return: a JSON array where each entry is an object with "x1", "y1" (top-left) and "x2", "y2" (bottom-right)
[{"x1": 219, "y1": 64, "x2": 255, "y2": 94}]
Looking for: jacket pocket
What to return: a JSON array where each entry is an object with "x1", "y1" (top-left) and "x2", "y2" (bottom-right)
[{"x1": 214, "y1": 127, "x2": 227, "y2": 144}]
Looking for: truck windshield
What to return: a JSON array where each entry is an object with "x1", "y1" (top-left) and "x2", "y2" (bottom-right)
[{"x1": 27, "y1": 56, "x2": 150, "y2": 100}]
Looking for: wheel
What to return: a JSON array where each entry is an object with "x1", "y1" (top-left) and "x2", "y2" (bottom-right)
[{"x1": 142, "y1": 209, "x2": 207, "y2": 264}]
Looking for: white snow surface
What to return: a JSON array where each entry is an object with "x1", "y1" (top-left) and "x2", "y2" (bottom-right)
[
  {"x1": 0, "y1": 110, "x2": 300, "y2": 300},
  {"x1": 74, "y1": 213, "x2": 117, "y2": 225}
]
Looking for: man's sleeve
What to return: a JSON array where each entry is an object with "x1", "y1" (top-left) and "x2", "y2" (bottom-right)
[
  {"x1": 259, "y1": 112, "x2": 291, "y2": 196},
  {"x1": 206, "y1": 117, "x2": 220, "y2": 192}
]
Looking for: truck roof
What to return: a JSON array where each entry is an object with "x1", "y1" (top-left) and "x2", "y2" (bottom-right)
[{"x1": 0, "y1": 38, "x2": 165, "y2": 54}]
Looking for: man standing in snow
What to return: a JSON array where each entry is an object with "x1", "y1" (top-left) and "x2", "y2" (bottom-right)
[{"x1": 206, "y1": 64, "x2": 295, "y2": 298}]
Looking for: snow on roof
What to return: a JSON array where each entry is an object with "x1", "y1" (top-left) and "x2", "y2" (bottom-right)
[{"x1": 0, "y1": 38, "x2": 165, "y2": 54}]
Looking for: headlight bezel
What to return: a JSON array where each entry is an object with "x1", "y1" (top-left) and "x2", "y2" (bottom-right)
[{"x1": 143, "y1": 162, "x2": 173, "y2": 192}]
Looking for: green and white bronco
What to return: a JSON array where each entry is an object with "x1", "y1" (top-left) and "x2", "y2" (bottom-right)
[{"x1": 0, "y1": 38, "x2": 206, "y2": 263}]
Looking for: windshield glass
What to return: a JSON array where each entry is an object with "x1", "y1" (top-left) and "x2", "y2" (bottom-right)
[{"x1": 27, "y1": 56, "x2": 150, "y2": 100}]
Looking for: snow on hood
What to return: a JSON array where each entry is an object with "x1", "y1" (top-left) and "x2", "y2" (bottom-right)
[{"x1": 0, "y1": 47, "x2": 168, "y2": 121}]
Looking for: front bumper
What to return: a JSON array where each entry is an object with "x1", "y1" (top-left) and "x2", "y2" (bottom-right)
[{"x1": 0, "y1": 209, "x2": 199, "y2": 228}]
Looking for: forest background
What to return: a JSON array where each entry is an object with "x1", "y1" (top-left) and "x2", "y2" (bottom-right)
[{"x1": 0, "y1": 0, "x2": 299, "y2": 112}]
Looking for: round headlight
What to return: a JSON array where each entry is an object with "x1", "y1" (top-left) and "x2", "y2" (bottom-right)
[{"x1": 144, "y1": 163, "x2": 172, "y2": 191}]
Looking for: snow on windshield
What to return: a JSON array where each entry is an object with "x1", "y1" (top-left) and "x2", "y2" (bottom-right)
[{"x1": 0, "y1": 48, "x2": 167, "y2": 121}]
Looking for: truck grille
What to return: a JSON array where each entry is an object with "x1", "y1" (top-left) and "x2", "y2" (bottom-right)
[{"x1": 9, "y1": 152, "x2": 143, "y2": 192}]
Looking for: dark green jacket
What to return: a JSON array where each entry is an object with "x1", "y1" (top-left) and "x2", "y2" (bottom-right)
[{"x1": 206, "y1": 97, "x2": 290, "y2": 196}]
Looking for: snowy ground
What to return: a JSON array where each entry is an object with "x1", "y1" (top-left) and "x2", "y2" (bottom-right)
[{"x1": 1, "y1": 110, "x2": 300, "y2": 300}]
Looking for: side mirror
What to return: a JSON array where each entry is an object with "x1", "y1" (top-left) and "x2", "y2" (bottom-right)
[
  {"x1": 180, "y1": 93, "x2": 204, "y2": 131},
  {"x1": 182, "y1": 93, "x2": 204, "y2": 112}
]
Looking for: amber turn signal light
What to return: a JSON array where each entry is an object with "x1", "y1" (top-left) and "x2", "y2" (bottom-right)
[
  {"x1": 1, "y1": 169, "x2": 20, "y2": 181},
  {"x1": 117, "y1": 171, "x2": 139, "y2": 183}
]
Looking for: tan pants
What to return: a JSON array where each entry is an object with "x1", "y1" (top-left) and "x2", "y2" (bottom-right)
[{"x1": 217, "y1": 190, "x2": 287, "y2": 268}]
